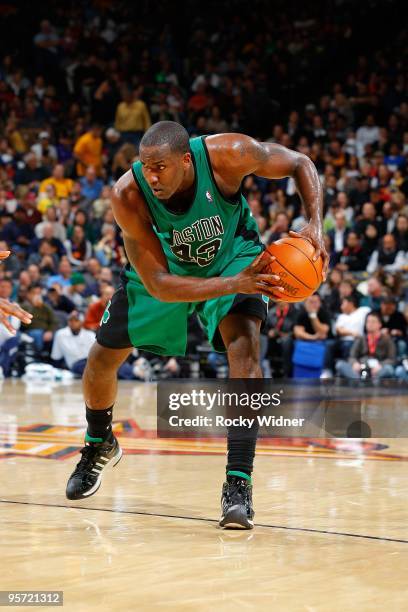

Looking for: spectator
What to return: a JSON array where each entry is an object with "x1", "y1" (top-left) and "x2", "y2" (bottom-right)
[
  {"x1": 45, "y1": 282, "x2": 76, "y2": 315},
  {"x1": 82, "y1": 258, "x2": 102, "y2": 293},
  {"x1": 35, "y1": 210, "x2": 67, "y2": 243},
  {"x1": 64, "y1": 272, "x2": 87, "y2": 310},
  {"x1": 67, "y1": 209, "x2": 96, "y2": 243},
  {"x1": 27, "y1": 263, "x2": 42, "y2": 286},
  {"x1": 37, "y1": 183, "x2": 59, "y2": 214},
  {"x1": 327, "y1": 211, "x2": 349, "y2": 263},
  {"x1": 377, "y1": 296, "x2": 407, "y2": 357},
  {"x1": 356, "y1": 114, "x2": 380, "y2": 158},
  {"x1": 64, "y1": 225, "x2": 92, "y2": 267},
  {"x1": 336, "y1": 312, "x2": 396, "y2": 379},
  {"x1": 98, "y1": 266, "x2": 114, "y2": 288},
  {"x1": 320, "y1": 268, "x2": 343, "y2": 312},
  {"x1": 324, "y1": 193, "x2": 354, "y2": 231},
  {"x1": 14, "y1": 152, "x2": 48, "y2": 186},
  {"x1": 0, "y1": 278, "x2": 20, "y2": 377},
  {"x1": 337, "y1": 231, "x2": 369, "y2": 272},
  {"x1": 93, "y1": 185, "x2": 112, "y2": 219},
  {"x1": 206, "y1": 106, "x2": 229, "y2": 134},
  {"x1": 16, "y1": 271, "x2": 31, "y2": 303},
  {"x1": 51, "y1": 311, "x2": 95, "y2": 375},
  {"x1": 267, "y1": 212, "x2": 290, "y2": 243},
  {"x1": 33, "y1": 20, "x2": 59, "y2": 58},
  {"x1": 19, "y1": 192, "x2": 42, "y2": 226},
  {"x1": 353, "y1": 202, "x2": 381, "y2": 237},
  {"x1": 379, "y1": 202, "x2": 397, "y2": 235},
  {"x1": 187, "y1": 83, "x2": 210, "y2": 116},
  {"x1": 393, "y1": 214, "x2": 408, "y2": 251},
  {"x1": 0, "y1": 240, "x2": 20, "y2": 276},
  {"x1": 68, "y1": 182, "x2": 89, "y2": 212},
  {"x1": 20, "y1": 283, "x2": 57, "y2": 353},
  {"x1": 293, "y1": 294, "x2": 331, "y2": 341},
  {"x1": 79, "y1": 166, "x2": 103, "y2": 202},
  {"x1": 84, "y1": 285, "x2": 115, "y2": 331},
  {"x1": 94, "y1": 224, "x2": 124, "y2": 267},
  {"x1": 104, "y1": 127, "x2": 122, "y2": 169},
  {"x1": 366, "y1": 234, "x2": 407, "y2": 274},
  {"x1": 114, "y1": 87, "x2": 151, "y2": 147},
  {"x1": 384, "y1": 143, "x2": 406, "y2": 172},
  {"x1": 92, "y1": 79, "x2": 119, "y2": 125},
  {"x1": 47, "y1": 258, "x2": 72, "y2": 289},
  {"x1": 256, "y1": 216, "x2": 271, "y2": 245},
  {"x1": 27, "y1": 238, "x2": 59, "y2": 274},
  {"x1": 31, "y1": 131, "x2": 57, "y2": 165},
  {"x1": 111, "y1": 143, "x2": 138, "y2": 180},
  {"x1": 73, "y1": 124, "x2": 103, "y2": 176},
  {"x1": 285, "y1": 294, "x2": 331, "y2": 377},
  {"x1": 321, "y1": 296, "x2": 370, "y2": 378},
  {"x1": 56, "y1": 132, "x2": 74, "y2": 167},
  {"x1": 0, "y1": 278, "x2": 16, "y2": 307},
  {"x1": 360, "y1": 277, "x2": 386, "y2": 310},
  {"x1": 0, "y1": 206, "x2": 35, "y2": 253},
  {"x1": 51, "y1": 309, "x2": 134, "y2": 379},
  {"x1": 290, "y1": 205, "x2": 308, "y2": 233},
  {"x1": 361, "y1": 222, "x2": 380, "y2": 256},
  {"x1": 336, "y1": 296, "x2": 370, "y2": 345},
  {"x1": 39, "y1": 164, "x2": 74, "y2": 199}
]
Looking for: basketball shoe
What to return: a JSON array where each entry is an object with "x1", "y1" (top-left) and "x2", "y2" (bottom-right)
[
  {"x1": 66, "y1": 434, "x2": 122, "y2": 500},
  {"x1": 219, "y1": 475, "x2": 254, "y2": 529}
]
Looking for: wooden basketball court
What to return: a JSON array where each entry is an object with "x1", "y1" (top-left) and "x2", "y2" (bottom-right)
[{"x1": 0, "y1": 379, "x2": 407, "y2": 611}]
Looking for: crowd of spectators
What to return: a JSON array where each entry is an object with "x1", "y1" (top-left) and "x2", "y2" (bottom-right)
[{"x1": 0, "y1": 0, "x2": 407, "y2": 380}]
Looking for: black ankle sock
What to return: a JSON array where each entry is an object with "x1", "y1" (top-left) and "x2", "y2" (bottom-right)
[
  {"x1": 85, "y1": 405, "x2": 113, "y2": 441},
  {"x1": 226, "y1": 426, "x2": 258, "y2": 479}
]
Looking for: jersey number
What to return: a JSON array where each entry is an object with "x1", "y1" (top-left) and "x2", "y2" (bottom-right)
[{"x1": 171, "y1": 238, "x2": 222, "y2": 267}]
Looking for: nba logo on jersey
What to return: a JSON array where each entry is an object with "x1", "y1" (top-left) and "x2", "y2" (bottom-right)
[{"x1": 205, "y1": 191, "x2": 213, "y2": 202}]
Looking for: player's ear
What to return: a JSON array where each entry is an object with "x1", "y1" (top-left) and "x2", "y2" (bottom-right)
[{"x1": 182, "y1": 151, "x2": 192, "y2": 167}]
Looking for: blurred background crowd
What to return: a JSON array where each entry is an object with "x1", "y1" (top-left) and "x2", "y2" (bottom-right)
[{"x1": 0, "y1": 0, "x2": 407, "y2": 380}]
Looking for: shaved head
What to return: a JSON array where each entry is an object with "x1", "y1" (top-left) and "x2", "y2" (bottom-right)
[{"x1": 140, "y1": 121, "x2": 189, "y2": 155}]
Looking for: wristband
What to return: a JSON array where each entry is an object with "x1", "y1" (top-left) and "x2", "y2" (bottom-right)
[{"x1": 309, "y1": 312, "x2": 317, "y2": 319}]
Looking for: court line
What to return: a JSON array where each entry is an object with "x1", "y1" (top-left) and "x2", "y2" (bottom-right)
[{"x1": 0, "y1": 498, "x2": 407, "y2": 544}]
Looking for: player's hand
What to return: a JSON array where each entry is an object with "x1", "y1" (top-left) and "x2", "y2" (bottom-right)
[
  {"x1": 289, "y1": 221, "x2": 329, "y2": 281},
  {"x1": 0, "y1": 298, "x2": 33, "y2": 334},
  {"x1": 234, "y1": 251, "x2": 285, "y2": 299}
]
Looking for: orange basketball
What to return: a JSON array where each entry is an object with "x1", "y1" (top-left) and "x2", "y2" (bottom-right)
[{"x1": 262, "y1": 237, "x2": 323, "y2": 302}]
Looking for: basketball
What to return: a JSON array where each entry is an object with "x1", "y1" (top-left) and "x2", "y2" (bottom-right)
[{"x1": 262, "y1": 237, "x2": 323, "y2": 302}]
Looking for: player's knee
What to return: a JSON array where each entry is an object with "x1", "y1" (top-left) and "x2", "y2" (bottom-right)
[
  {"x1": 227, "y1": 334, "x2": 260, "y2": 374},
  {"x1": 85, "y1": 342, "x2": 124, "y2": 380}
]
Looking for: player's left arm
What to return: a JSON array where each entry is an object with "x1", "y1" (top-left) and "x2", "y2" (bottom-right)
[{"x1": 208, "y1": 133, "x2": 328, "y2": 279}]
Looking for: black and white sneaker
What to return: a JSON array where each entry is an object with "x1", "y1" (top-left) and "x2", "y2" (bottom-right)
[
  {"x1": 66, "y1": 435, "x2": 122, "y2": 500},
  {"x1": 219, "y1": 476, "x2": 254, "y2": 529}
]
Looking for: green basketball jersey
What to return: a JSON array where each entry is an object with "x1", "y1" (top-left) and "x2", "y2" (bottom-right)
[{"x1": 127, "y1": 136, "x2": 263, "y2": 282}]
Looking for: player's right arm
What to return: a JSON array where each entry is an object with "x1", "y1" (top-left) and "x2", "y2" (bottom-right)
[{"x1": 111, "y1": 171, "x2": 283, "y2": 303}]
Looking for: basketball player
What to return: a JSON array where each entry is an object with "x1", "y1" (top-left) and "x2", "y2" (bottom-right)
[
  {"x1": 66, "y1": 122, "x2": 328, "y2": 529},
  {"x1": 0, "y1": 251, "x2": 33, "y2": 330}
]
